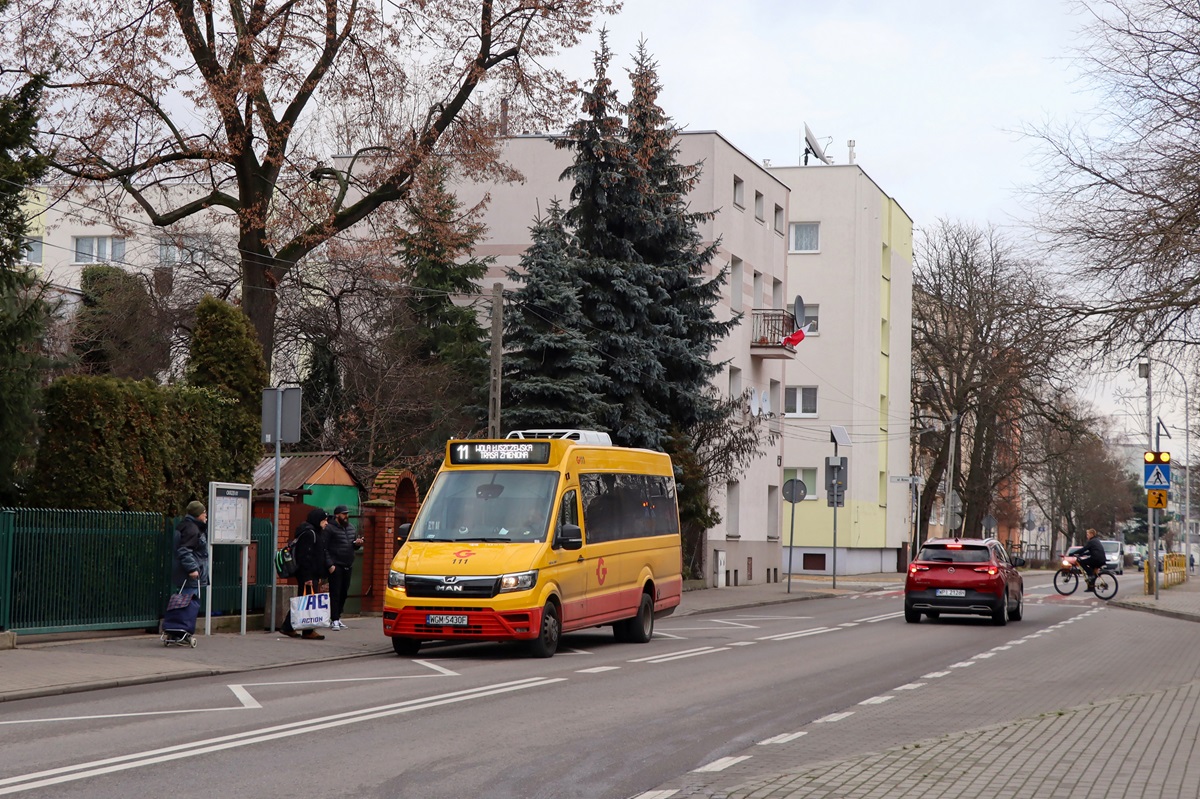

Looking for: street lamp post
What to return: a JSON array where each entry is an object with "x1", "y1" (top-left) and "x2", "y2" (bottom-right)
[{"x1": 1149, "y1": 357, "x2": 1191, "y2": 576}]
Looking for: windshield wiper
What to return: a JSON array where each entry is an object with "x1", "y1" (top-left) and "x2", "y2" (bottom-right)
[{"x1": 454, "y1": 536, "x2": 514, "y2": 543}]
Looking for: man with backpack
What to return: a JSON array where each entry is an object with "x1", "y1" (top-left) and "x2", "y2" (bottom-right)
[{"x1": 281, "y1": 508, "x2": 330, "y2": 639}]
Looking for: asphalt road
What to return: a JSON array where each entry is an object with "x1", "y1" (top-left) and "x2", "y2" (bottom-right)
[{"x1": 3, "y1": 572, "x2": 1197, "y2": 799}]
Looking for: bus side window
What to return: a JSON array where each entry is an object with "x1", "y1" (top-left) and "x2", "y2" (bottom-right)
[{"x1": 559, "y1": 490, "x2": 579, "y2": 535}]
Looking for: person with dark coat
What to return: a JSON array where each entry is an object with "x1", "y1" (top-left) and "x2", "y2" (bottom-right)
[
  {"x1": 1073, "y1": 528, "x2": 1107, "y2": 591},
  {"x1": 281, "y1": 508, "x2": 330, "y2": 639},
  {"x1": 171, "y1": 501, "x2": 208, "y2": 599},
  {"x1": 325, "y1": 505, "x2": 363, "y2": 630}
]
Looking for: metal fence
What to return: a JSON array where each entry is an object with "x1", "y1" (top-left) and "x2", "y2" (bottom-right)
[{"x1": 0, "y1": 508, "x2": 273, "y2": 634}]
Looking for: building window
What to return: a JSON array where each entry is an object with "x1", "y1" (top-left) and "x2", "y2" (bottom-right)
[
  {"x1": 754, "y1": 191, "x2": 764, "y2": 221},
  {"x1": 786, "y1": 302, "x2": 820, "y2": 334},
  {"x1": 733, "y1": 176, "x2": 745, "y2": 208},
  {"x1": 21, "y1": 237, "x2": 42, "y2": 264},
  {"x1": 785, "y1": 386, "x2": 818, "y2": 417},
  {"x1": 159, "y1": 236, "x2": 210, "y2": 266},
  {"x1": 728, "y1": 366, "x2": 742, "y2": 398},
  {"x1": 726, "y1": 481, "x2": 740, "y2": 538},
  {"x1": 73, "y1": 236, "x2": 125, "y2": 264},
  {"x1": 783, "y1": 467, "x2": 818, "y2": 500},
  {"x1": 730, "y1": 257, "x2": 743, "y2": 311},
  {"x1": 789, "y1": 222, "x2": 819, "y2": 252},
  {"x1": 774, "y1": 204, "x2": 784, "y2": 234}
]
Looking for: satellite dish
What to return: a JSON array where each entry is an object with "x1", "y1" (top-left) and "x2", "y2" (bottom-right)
[
  {"x1": 792, "y1": 294, "x2": 804, "y2": 326},
  {"x1": 749, "y1": 387, "x2": 760, "y2": 416},
  {"x1": 803, "y1": 123, "x2": 832, "y2": 166},
  {"x1": 761, "y1": 390, "x2": 771, "y2": 416}
]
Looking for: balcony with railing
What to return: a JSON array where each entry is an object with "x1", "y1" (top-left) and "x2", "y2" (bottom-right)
[{"x1": 750, "y1": 308, "x2": 799, "y2": 360}]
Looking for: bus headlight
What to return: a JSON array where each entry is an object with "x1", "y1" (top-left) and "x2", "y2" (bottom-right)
[
  {"x1": 388, "y1": 570, "x2": 406, "y2": 589},
  {"x1": 498, "y1": 570, "x2": 538, "y2": 593}
]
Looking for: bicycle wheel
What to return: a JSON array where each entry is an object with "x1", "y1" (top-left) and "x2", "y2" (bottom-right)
[
  {"x1": 1092, "y1": 571, "x2": 1118, "y2": 600},
  {"x1": 1053, "y1": 568, "x2": 1079, "y2": 595}
]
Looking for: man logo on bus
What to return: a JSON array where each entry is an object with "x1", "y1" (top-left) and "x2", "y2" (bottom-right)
[{"x1": 596, "y1": 557, "x2": 608, "y2": 586}]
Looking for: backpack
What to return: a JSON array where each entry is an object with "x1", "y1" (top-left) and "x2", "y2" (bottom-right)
[{"x1": 274, "y1": 540, "x2": 299, "y2": 578}]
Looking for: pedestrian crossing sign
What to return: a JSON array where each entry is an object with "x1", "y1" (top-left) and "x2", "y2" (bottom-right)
[
  {"x1": 1147, "y1": 489, "x2": 1168, "y2": 509},
  {"x1": 1144, "y1": 464, "x2": 1171, "y2": 489}
]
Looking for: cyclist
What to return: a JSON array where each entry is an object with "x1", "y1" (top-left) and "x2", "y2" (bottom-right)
[{"x1": 1071, "y1": 528, "x2": 1107, "y2": 591}]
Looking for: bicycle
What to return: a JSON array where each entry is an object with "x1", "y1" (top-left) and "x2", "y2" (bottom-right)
[{"x1": 1053, "y1": 558, "x2": 1118, "y2": 600}]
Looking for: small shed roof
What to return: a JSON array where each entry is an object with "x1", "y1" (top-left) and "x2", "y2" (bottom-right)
[{"x1": 253, "y1": 452, "x2": 362, "y2": 493}]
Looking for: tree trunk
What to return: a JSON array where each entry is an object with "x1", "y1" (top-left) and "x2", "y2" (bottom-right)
[{"x1": 239, "y1": 239, "x2": 284, "y2": 373}]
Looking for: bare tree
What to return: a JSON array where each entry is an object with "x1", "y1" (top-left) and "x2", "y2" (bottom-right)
[
  {"x1": 912, "y1": 220, "x2": 1079, "y2": 542},
  {"x1": 1031, "y1": 0, "x2": 1200, "y2": 357},
  {"x1": 2, "y1": 0, "x2": 617, "y2": 368}
]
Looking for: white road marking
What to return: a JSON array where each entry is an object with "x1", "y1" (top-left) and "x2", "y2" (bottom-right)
[
  {"x1": 651, "y1": 631, "x2": 686, "y2": 640},
  {"x1": 922, "y1": 671, "x2": 950, "y2": 678},
  {"x1": 577, "y1": 666, "x2": 621, "y2": 674},
  {"x1": 415, "y1": 660, "x2": 459, "y2": 676},
  {"x1": 757, "y1": 627, "x2": 837, "y2": 642},
  {"x1": 729, "y1": 615, "x2": 812, "y2": 620},
  {"x1": 0, "y1": 678, "x2": 564, "y2": 795},
  {"x1": 641, "y1": 648, "x2": 731, "y2": 664},
  {"x1": 710, "y1": 619, "x2": 760, "y2": 628},
  {"x1": 949, "y1": 661, "x2": 975, "y2": 668},
  {"x1": 630, "y1": 791, "x2": 678, "y2": 799},
  {"x1": 692, "y1": 756, "x2": 751, "y2": 772},
  {"x1": 838, "y1": 622, "x2": 860, "y2": 627},
  {"x1": 759, "y1": 731, "x2": 807, "y2": 744},
  {"x1": 814, "y1": 711, "x2": 854, "y2": 723},
  {"x1": 990, "y1": 646, "x2": 1011, "y2": 652},
  {"x1": 729, "y1": 641, "x2": 757, "y2": 646},
  {"x1": 1008, "y1": 639, "x2": 1026, "y2": 645},
  {"x1": 894, "y1": 683, "x2": 925, "y2": 691},
  {"x1": 972, "y1": 652, "x2": 995, "y2": 659},
  {"x1": 228, "y1": 685, "x2": 261, "y2": 709},
  {"x1": 628, "y1": 647, "x2": 713, "y2": 663},
  {"x1": 858, "y1": 695, "x2": 893, "y2": 705},
  {"x1": 558, "y1": 647, "x2": 593, "y2": 655},
  {"x1": 854, "y1": 611, "x2": 904, "y2": 623}
]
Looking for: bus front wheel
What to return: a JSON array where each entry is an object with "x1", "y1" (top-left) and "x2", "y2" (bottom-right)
[{"x1": 528, "y1": 601, "x2": 560, "y2": 658}]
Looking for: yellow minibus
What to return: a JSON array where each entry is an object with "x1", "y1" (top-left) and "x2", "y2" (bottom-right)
[{"x1": 383, "y1": 430, "x2": 682, "y2": 657}]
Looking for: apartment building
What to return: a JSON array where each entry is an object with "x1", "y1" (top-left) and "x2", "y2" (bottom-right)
[
  {"x1": 768, "y1": 163, "x2": 914, "y2": 574},
  {"x1": 454, "y1": 132, "x2": 794, "y2": 587}
]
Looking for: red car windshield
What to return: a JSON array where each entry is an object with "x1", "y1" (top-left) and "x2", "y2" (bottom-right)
[{"x1": 916, "y1": 545, "x2": 990, "y2": 563}]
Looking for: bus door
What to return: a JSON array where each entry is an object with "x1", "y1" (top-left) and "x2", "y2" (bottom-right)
[{"x1": 552, "y1": 489, "x2": 588, "y2": 625}]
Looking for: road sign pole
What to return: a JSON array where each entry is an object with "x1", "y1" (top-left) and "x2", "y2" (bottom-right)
[{"x1": 786, "y1": 497, "x2": 796, "y2": 595}]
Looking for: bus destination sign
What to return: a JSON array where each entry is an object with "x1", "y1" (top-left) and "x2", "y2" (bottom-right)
[{"x1": 450, "y1": 441, "x2": 552, "y2": 465}]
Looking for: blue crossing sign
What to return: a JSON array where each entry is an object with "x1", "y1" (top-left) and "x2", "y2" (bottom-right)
[{"x1": 1144, "y1": 463, "x2": 1171, "y2": 489}]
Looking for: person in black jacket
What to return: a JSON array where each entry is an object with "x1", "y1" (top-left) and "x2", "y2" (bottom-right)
[
  {"x1": 171, "y1": 501, "x2": 209, "y2": 599},
  {"x1": 1073, "y1": 528, "x2": 1107, "y2": 591},
  {"x1": 325, "y1": 505, "x2": 363, "y2": 630},
  {"x1": 281, "y1": 508, "x2": 330, "y2": 639}
]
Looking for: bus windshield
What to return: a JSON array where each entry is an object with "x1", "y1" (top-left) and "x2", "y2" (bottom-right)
[{"x1": 411, "y1": 470, "x2": 559, "y2": 543}]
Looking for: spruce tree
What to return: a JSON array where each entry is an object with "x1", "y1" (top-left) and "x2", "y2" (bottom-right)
[
  {"x1": 556, "y1": 32, "x2": 671, "y2": 449},
  {"x1": 0, "y1": 72, "x2": 50, "y2": 502},
  {"x1": 625, "y1": 41, "x2": 734, "y2": 431},
  {"x1": 397, "y1": 161, "x2": 490, "y2": 380},
  {"x1": 503, "y1": 200, "x2": 611, "y2": 431}
]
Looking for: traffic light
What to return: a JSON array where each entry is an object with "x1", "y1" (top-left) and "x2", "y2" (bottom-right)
[{"x1": 1145, "y1": 451, "x2": 1171, "y2": 465}]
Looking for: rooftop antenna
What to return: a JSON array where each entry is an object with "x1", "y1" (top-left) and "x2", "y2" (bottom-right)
[{"x1": 802, "y1": 122, "x2": 833, "y2": 166}]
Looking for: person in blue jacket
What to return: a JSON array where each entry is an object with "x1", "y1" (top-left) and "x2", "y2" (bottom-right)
[{"x1": 171, "y1": 501, "x2": 208, "y2": 599}]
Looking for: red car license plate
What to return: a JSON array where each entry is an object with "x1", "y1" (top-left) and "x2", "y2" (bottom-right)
[{"x1": 935, "y1": 589, "x2": 965, "y2": 597}]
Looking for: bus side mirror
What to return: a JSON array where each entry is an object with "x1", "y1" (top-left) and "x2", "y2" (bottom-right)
[{"x1": 556, "y1": 523, "x2": 582, "y2": 551}]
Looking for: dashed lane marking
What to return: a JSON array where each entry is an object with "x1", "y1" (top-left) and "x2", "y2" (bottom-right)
[
  {"x1": 894, "y1": 683, "x2": 925, "y2": 690},
  {"x1": 814, "y1": 711, "x2": 854, "y2": 723},
  {"x1": 757, "y1": 626, "x2": 839, "y2": 642},
  {"x1": 577, "y1": 666, "x2": 620, "y2": 674},
  {"x1": 759, "y1": 731, "x2": 807, "y2": 745},
  {"x1": 858, "y1": 695, "x2": 893, "y2": 705},
  {"x1": 692, "y1": 756, "x2": 752, "y2": 773}
]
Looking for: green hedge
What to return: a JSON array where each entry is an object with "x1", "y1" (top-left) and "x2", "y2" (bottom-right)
[{"x1": 29, "y1": 376, "x2": 253, "y2": 511}]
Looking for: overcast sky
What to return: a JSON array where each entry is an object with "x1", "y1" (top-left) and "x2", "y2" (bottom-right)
[
  {"x1": 553, "y1": 0, "x2": 1099, "y2": 232},
  {"x1": 551, "y1": 1, "x2": 1179, "y2": 444}
]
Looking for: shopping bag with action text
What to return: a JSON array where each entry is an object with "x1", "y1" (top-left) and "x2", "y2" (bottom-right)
[{"x1": 289, "y1": 583, "x2": 331, "y2": 630}]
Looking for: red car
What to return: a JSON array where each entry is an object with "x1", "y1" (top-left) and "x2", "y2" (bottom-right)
[{"x1": 905, "y1": 537, "x2": 1026, "y2": 625}]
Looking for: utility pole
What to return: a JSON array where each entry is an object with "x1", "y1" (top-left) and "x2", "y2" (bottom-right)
[
  {"x1": 1141, "y1": 358, "x2": 1157, "y2": 598},
  {"x1": 488, "y1": 282, "x2": 503, "y2": 438},
  {"x1": 943, "y1": 415, "x2": 958, "y2": 533}
]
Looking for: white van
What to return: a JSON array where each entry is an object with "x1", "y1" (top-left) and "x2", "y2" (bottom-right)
[{"x1": 1101, "y1": 540, "x2": 1124, "y2": 574}]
